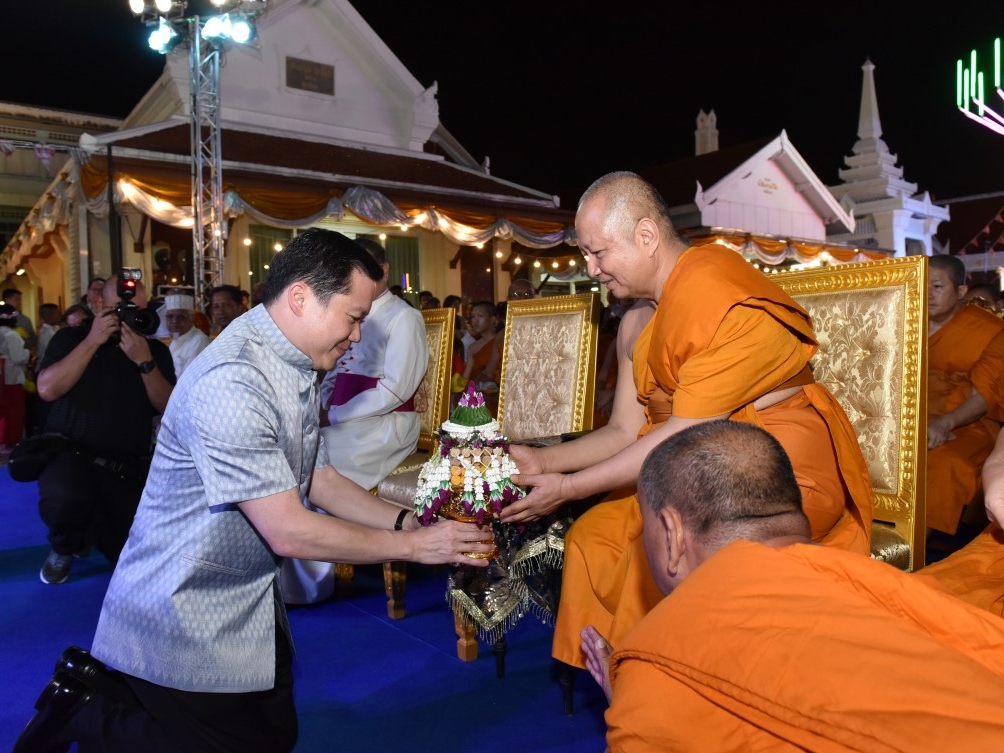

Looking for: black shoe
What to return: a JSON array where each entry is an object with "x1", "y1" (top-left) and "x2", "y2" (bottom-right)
[
  {"x1": 12, "y1": 670, "x2": 93, "y2": 753},
  {"x1": 54, "y1": 646, "x2": 107, "y2": 686},
  {"x1": 40, "y1": 550, "x2": 73, "y2": 585}
]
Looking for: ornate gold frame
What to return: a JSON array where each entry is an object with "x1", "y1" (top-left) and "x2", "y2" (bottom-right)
[
  {"x1": 496, "y1": 292, "x2": 601, "y2": 442},
  {"x1": 416, "y1": 307, "x2": 455, "y2": 452},
  {"x1": 775, "y1": 255, "x2": 927, "y2": 570}
]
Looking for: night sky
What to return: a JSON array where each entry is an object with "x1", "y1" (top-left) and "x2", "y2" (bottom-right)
[{"x1": 5, "y1": 1, "x2": 1004, "y2": 208}]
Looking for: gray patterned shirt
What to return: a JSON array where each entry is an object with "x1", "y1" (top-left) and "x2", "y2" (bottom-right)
[{"x1": 93, "y1": 304, "x2": 328, "y2": 692}]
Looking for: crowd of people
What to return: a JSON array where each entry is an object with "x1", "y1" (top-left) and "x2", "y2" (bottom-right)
[{"x1": 7, "y1": 173, "x2": 1004, "y2": 752}]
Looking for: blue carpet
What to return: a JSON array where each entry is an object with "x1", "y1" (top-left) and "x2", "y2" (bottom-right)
[{"x1": 0, "y1": 465, "x2": 607, "y2": 752}]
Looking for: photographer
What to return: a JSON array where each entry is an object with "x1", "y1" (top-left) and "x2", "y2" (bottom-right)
[{"x1": 34, "y1": 271, "x2": 175, "y2": 584}]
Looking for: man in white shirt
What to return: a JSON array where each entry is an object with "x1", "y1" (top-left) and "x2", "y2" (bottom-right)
[{"x1": 164, "y1": 294, "x2": 210, "y2": 379}]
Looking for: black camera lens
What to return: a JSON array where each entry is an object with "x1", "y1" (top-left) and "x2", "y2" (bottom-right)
[{"x1": 118, "y1": 303, "x2": 161, "y2": 336}]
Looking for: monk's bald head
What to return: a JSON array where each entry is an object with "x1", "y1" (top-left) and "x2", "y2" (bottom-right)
[
  {"x1": 929, "y1": 254, "x2": 967, "y2": 289},
  {"x1": 638, "y1": 421, "x2": 809, "y2": 551},
  {"x1": 578, "y1": 171, "x2": 679, "y2": 245}
]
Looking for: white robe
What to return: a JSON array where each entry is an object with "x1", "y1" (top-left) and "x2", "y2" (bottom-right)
[{"x1": 169, "y1": 325, "x2": 210, "y2": 378}]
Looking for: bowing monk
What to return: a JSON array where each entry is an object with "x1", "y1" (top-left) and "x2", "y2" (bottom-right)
[
  {"x1": 502, "y1": 171, "x2": 873, "y2": 670},
  {"x1": 581, "y1": 421, "x2": 1004, "y2": 752},
  {"x1": 924, "y1": 254, "x2": 1004, "y2": 536}
]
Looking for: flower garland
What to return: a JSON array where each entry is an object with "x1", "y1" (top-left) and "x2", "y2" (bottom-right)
[{"x1": 414, "y1": 427, "x2": 525, "y2": 525}]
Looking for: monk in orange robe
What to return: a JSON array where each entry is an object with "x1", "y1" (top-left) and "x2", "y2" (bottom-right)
[
  {"x1": 582, "y1": 422, "x2": 1004, "y2": 752},
  {"x1": 462, "y1": 300, "x2": 499, "y2": 415},
  {"x1": 924, "y1": 254, "x2": 1004, "y2": 535},
  {"x1": 503, "y1": 172, "x2": 873, "y2": 668}
]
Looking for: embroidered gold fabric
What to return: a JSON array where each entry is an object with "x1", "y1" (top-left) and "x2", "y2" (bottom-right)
[
  {"x1": 776, "y1": 256, "x2": 927, "y2": 570},
  {"x1": 497, "y1": 293, "x2": 601, "y2": 442}
]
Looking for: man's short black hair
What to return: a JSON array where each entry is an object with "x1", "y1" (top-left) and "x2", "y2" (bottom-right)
[
  {"x1": 261, "y1": 228, "x2": 383, "y2": 306},
  {"x1": 209, "y1": 284, "x2": 243, "y2": 305},
  {"x1": 2, "y1": 288, "x2": 21, "y2": 302}
]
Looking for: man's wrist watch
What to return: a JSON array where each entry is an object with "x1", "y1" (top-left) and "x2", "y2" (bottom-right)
[{"x1": 137, "y1": 360, "x2": 157, "y2": 374}]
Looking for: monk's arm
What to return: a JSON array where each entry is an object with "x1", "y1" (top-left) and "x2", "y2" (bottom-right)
[
  {"x1": 983, "y1": 432, "x2": 1004, "y2": 527},
  {"x1": 928, "y1": 391, "x2": 988, "y2": 449},
  {"x1": 559, "y1": 414, "x2": 724, "y2": 499},
  {"x1": 504, "y1": 414, "x2": 723, "y2": 522}
]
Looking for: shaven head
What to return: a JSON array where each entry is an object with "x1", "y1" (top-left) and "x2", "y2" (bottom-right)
[
  {"x1": 578, "y1": 171, "x2": 681, "y2": 247},
  {"x1": 639, "y1": 421, "x2": 809, "y2": 554},
  {"x1": 929, "y1": 254, "x2": 967, "y2": 288}
]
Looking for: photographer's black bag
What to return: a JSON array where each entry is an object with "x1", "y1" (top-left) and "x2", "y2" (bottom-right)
[{"x1": 7, "y1": 433, "x2": 75, "y2": 483}]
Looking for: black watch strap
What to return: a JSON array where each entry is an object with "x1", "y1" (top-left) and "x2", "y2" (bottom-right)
[{"x1": 137, "y1": 360, "x2": 157, "y2": 374}]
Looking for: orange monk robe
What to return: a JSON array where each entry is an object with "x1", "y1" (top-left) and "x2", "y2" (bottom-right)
[
  {"x1": 606, "y1": 541, "x2": 1004, "y2": 753},
  {"x1": 466, "y1": 335, "x2": 496, "y2": 383},
  {"x1": 553, "y1": 245, "x2": 873, "y2": 668},
  {"x1": 927, "y1": 304, "x2": 1004, "y2": 534},
  {"x1": 916, "y1": 523, "x2": 1004, "y2": 616}
]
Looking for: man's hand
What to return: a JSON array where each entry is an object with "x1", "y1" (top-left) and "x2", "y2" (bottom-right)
[
  {"x1": 84, "y1": 310, "x2": 120, "y2": 347},
  {"x1": 409, "y1": 519, "x2": 494, "y2": 567},
  {"x1": 927, "y1": 416, "x2": 957, "y2": 449},
  {"x1": 499, "y1": 471, "x2": 572, "y2": 523},
  {"x1": 581, "y1": 624, "x2": 613, "y2": 704},
  {"x1": 118, "y1": 323, "x2": 154, "y2": 366}
]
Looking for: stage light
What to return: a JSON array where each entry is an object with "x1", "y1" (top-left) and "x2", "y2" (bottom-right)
[
  {"x1": 230, "y1": 14, "x2": 255, "y2": 44},
  {"x1": 128, "y1": 0, "x2": 145, "y2": 14},
  {"x1": 202, "y1": 13, "x2": 232, "y2": 39},
  {"x1": 148, "y1": 17, "x2": 180, "y2": 53},
  {"x1": 154, "y1": 0, "x2": 173, "y2": 12}
]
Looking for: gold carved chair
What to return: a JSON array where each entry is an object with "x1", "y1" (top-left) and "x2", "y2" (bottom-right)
[
  {"x1": 450, "y1": 292, "x2": 601, "y2": 668},
  {"x1": 774, "y1": 255, "x2": 928, "y2": 571},
  {"x1": 366, "y1": 307, "x2": 454, "y2": 617}
]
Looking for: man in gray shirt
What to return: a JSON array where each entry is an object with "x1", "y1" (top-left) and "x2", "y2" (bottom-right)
[{"x1": 13, "y1": 228, "x2": 492, "y2": 753}]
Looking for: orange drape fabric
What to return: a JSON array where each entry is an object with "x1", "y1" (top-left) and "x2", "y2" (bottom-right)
[
  {"x1": 917, "y1": 523, "x2": 1004, "y2": 616},
  {"x1": 927, "y1": 304, "x2": 1004, "y2": 533},
  {"x1": 606, "y1": 540, "x2": 1004, "y2": 753},
  {"x1": 552, "y1": 245, "x2": 873, "y2": 668}
]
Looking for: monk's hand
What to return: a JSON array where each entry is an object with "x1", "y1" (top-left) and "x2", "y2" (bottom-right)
[
  {"x1": 507, "y1": 443, "x2": 544, "y2": 475},
  {"x1": 581, "y1": 624, "x2": 613, "y2": 704},
  {"x1": 412, "y1": 519, "x2": 492, "y2": 567},
  {"x1": 499, "y1": 472, "x2": 572, "y2": 523},
  {"x1": 927, "y1": 416, "x2": 956, "y2": 449}
]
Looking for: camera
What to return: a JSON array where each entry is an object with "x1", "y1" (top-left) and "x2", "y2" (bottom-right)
[{"x1": 114, "y1": 268, "x2": 160, "y2": 336}]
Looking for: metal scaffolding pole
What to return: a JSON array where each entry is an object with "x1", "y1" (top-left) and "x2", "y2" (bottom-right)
[{"x1": 189, "y1": 16, "x2": 226, "y2": 307}]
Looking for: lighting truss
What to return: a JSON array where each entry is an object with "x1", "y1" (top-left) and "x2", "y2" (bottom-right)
[{"x1": 128, "y1": 0, "x2": 267, "y2": 304}]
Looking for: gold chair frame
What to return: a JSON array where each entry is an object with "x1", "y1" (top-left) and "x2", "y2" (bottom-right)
[
  {"x1": 414, "y1": 308, "x2": 455, "y2": 452},
  {"x1": 496, "y1": 292, "x2": 601, "y2": 442},
  {"x1": 775, "y1": 255, "x2": 928, "y2": 570}
]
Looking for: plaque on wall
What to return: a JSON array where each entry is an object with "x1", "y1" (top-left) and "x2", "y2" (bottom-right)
[{"x1": 285, "y1": 57, "x2": 334, "y2": 96}]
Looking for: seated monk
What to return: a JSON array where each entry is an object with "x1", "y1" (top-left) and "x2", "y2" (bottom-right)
[
  {"x1": 503, "y1": 171, "x2": 873, "y2": 669},
  {"x1": 925, "y1": 255, "x2": 1004, "y2": 537},
  {"x1": 582, "y1": 421, "x2": 1004, "y2": 752},
  {"x1": 462, "y1": 300, "x2": 499, "y2": 416}
]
